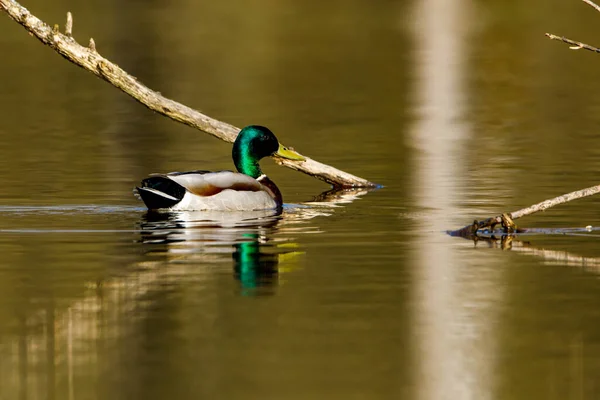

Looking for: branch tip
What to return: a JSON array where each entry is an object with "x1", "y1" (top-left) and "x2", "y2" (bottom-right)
[
  {"x1": 89, "y1": 38, "x2": 96, "y2": 52},
  {"x1": 65, "y1": 12, "x2": 72, "y2": 37}
]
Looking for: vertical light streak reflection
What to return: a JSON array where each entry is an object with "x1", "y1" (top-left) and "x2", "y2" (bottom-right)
[
  {"x1": 409, "y1": 1, "x2": 499, "y2": 399},
  {"x1": 68, "y1": 308, "x2": 74, "y2": 400}
]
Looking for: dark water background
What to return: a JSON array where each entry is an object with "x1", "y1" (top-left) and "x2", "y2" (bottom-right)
[{"x1": 2, "y1": 0, "x2": 600, "y2": 399}]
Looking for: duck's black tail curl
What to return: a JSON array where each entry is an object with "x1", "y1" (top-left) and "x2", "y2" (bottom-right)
[{"x1": 136, "y1": 177, "x2": 186, "y2": 210}]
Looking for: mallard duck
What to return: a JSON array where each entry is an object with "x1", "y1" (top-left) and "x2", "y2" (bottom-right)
[{"x1": 135, "y1": 125, "x2": 305, "y2": 211}]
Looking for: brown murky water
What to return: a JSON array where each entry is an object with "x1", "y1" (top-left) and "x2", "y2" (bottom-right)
[{"x1": 2, "y1": 0, "x2": 600, "y2": 399}]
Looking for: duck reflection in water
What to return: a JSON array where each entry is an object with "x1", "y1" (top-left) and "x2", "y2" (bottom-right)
[
  {"x1": 138, "y1": 188, "x2": 375, "y2": 294},
  {"x1": 139, "y1": 209, "x2": 299, "y2": 294},
  {"x1": 233, "y1": 233, "x2": 278, "y2": 289}
]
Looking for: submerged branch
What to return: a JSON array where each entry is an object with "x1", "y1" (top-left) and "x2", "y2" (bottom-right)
[
  {"x1": 449, "y1": 184, "x2": 600, "y2": 238},
  {"x1": 0, "y1": 0, "x2": 378, "y2": 188}
]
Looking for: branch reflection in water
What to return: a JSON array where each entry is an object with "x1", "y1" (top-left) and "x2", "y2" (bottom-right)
[{"x1": 459, "y1": 228, "x2": 600, "y2": 272}]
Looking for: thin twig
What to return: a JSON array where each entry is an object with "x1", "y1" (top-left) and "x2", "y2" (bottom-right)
[
  {"x1": 545, "y1": 0, "x2": 600, "y2": 53},
  {"x1": 0, "y1": 0, "x2": 378, "y2": 188},
  {"x1": 545, "y1": 33, "x2": 600, "y2": 53}
]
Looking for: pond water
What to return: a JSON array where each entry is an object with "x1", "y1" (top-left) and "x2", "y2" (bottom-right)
[{"x1": 2, "y1": 0, "x2": 600, "y2": 399}]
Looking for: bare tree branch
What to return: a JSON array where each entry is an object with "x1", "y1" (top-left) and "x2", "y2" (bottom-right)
[
  {"x1": 545, "y1": 33, "x2": 600, "y2": 53},
  {"x1": 583, "y1": 0, "x2": 600, "y2": 13},
  {"x1": 545, "y1": 0, "x2": 600, "y2": 53},
  {"x1": 510, "y1": 185, "x2": 600, "y2": 219},
  {"x1": 0, "y1": 0, "x2": 379, "y2": 188}
]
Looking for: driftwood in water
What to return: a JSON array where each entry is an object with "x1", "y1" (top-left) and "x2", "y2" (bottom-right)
[
  {"x1": 0, "y1": 0, "x2": 378, "y2": 189},
  {"x1": 449, "y1": 184, "x2": 600, "y2": 238}
]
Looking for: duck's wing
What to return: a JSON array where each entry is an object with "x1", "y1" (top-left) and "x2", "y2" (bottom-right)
[{"x1": 163, "y1": 171, "x2": 265, "y2": 196}]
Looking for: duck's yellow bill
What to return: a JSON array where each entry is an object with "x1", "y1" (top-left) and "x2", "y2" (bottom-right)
[{"x1": 276, "y1": 144, "x2": 305, "y2": 161}]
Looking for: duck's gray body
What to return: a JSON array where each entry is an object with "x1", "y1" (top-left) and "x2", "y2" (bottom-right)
[{"x1": 136, "y1": 170, "x2": 281, "y2": 211}]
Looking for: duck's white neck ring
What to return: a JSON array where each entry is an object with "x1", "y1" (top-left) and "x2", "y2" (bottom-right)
[{"x1": 256, "y1": 174, "x2": 267, "y2": 182}]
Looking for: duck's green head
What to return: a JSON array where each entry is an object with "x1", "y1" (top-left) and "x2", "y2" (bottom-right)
[{"x1": 232, "y1": 125, "x2": 304, "y2": 178}]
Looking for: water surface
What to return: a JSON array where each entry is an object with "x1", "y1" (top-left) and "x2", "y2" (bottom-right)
[{"x1": 2, "y1": 0, "x2": 600, "y2": 399}]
